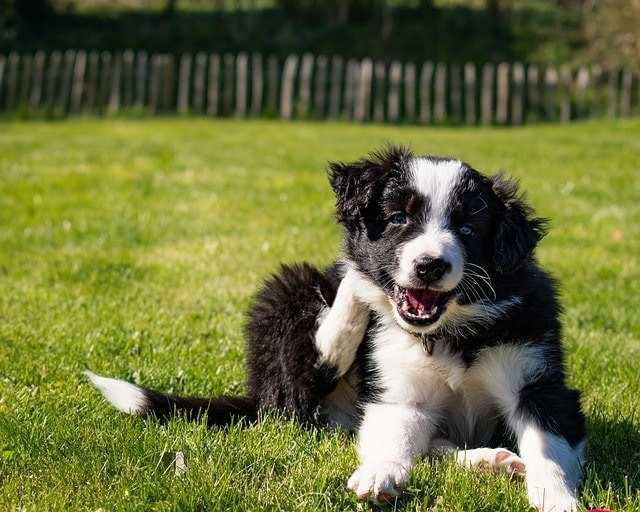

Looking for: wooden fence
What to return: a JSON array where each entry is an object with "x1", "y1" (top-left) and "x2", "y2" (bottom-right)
[{"x1": 1, "y1": 50, "x2": 638, "y2": 124}]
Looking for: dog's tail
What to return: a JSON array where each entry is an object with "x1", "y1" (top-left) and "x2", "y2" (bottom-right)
[{"x1": 84, "y1": 371, "x2": 258, "y2": 427}]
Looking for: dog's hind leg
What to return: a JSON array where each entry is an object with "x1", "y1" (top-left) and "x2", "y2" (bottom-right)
[
  {"x1": 430, "y1": 439, "x2": 527, "y2": 477},
  {"x1": 245, "y1": 263, "x2": 368, "y2": 425},
  {"x1": 314, "y1": 266, "x2": 370, "y2": 376}
]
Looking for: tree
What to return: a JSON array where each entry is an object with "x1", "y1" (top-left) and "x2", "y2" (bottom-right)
[
  {"x1": 13, "y1": 0, "x2": 54, "y2": 21},
  {"x1": 277, "y1": 0, "x2": 386, "y2": 26},
  {"x1": 487, "y1": 0, "x2": 511, "y2": 26},
  {"x1": 581, "y1": 0, "x2": 640, "y2": 69}
]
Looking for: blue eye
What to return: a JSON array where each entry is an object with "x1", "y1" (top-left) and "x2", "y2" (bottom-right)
[
  {"x1": 390, "y1": 213, "x2": 408, "y2": 225},
  {"x1": 459, "y1": 224, "x2": 475, "y2": 236}
]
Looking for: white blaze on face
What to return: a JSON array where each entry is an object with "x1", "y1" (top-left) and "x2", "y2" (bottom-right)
[{"x1": 395, "y1": 158, "x2": 466, "y2": 291}]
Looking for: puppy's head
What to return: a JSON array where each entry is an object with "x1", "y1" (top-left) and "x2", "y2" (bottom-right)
[{"x1": 329, "y1": 146, "x2": 547, "y2": 334}]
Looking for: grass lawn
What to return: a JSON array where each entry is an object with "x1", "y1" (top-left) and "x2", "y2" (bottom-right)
[{"x1": 0, "y1": 118, "x2": 639, "y2": 511}]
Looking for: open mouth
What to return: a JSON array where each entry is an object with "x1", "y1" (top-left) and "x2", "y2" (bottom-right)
[{"x1": 393, "y1": 285, "x2": 451, "y2": 325}]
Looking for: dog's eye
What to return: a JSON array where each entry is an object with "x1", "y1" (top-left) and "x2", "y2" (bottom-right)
[
  {"x1": 389, "y1": 213, "x2": 408, "y2": 225},
  {"x1": 459, "y1": 224, "x2": 475, "y2": 236}
]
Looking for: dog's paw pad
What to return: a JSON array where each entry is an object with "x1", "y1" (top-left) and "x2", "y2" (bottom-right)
[
  {"x1": 347, "y1": 462, "x2": 408, "y2": 504},
  {"x1": 457, "y1": 447, "x2": 527, "y2": 478},
  {"x1": 495, "y1": 449, "x2": 526, "y2": 477}
]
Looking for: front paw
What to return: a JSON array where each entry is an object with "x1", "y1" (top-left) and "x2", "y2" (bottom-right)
[{"x1": 347, "y1": 461, "x2": 409, "y2": 504}]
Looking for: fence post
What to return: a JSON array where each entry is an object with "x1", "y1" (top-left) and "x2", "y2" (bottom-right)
[
  {"x1": 20, "y1": 54, "x2": 32, "y2": 108},
  {"x1": 480, "y1": 63, "x2": 494, "y2": 125},
  {"x1": 148, "y1": 53, "x2": 160, "y2": 114},
  {"x1": 84, "y1": 51, "x2": 98, "y2": 114},
  {"x1": 496, "y1": 62, "x2": 509, "y2": 125},
  {"x1": 131, "y1": 51, "x2": 149, "y2": 110},
  {"x1": 355, "y1": 57, "x2": 373, "y2": 122},
  {"x1": 342, "y1": 59, "x2": 358, "y2": 120},
  {"x1": 589, "y1": 65, "x2": 602, "y2": 118},
  {"x1": 419, "y1": 61, "x2": 434, "y2": 124},
  {"x1": 0, "y1": 55, "x2": 6, "y2": 110},
  {"x1": 193, "y1": 52, "x2": 207, "y2": 114},
  {"x1": 636, "y1": 71, "x2": 640, "y2": 116},
  {"x1": 222, "y1": 53, "x2": 235, "y2": 116},
  {"x1": 450, "y1": 63, "x2": 461, "y2": 124},
  {"x1": 250, "y1": 52, "x2": 263, "y2": 117},
  {"x1": 543, "y1": 66, "x2": 558, "y2": 121},
  {"x1": 606, "y1": 68, "x2": 619, "y2": 118},
  {"x1": 177, "y1": 53, "x2": 192, "y2": 115},
  {"x1": 559, "y1": 65, "x2": 572, "y2": 123},
  {"x1": 388, "y1": 60, "x2": 402, "y2": 123},
  {"x1": 328, "y1": 56, "x2": 343, "y2": 119},
  {"x1": 107, "y1": 51, "x2": 122, "y2": 114},
  {"x1": 265, "y1": 55, "x2": 279, "y2": 116},
  {"x1": 235, "y1": 51, "x2": 248, "y2": 117},
  {"x1": 122, "y1": 50, "x2": 134, "y2": 109},
  {"x1": 297, "y1": 52, "x2": 314, "y2": 118},
  {"x1": 404, "y1": 62, "x2": 416, "y2": 123},
  {"x1": 0, "y1": 55, "x2": 6, "y2": 111},
  {"x1": 574, "y1": 66, "x2": 589, "y2": 119},
  {"x1": 464, "y1": 62, "x2": 476, "y2": 125},
  {"x1": 433, "y1": 62, "x2": 447, "y2": 123},
  {"x1": 373, "y1": 60, "x2": 386, "y2": 123},
  {"x1": 619, "y1": 68, "x2": 632, "y2": 117},
  {"x1": 152, "y1": 54, "x2": 163, "y2": 113},
  {"x1": 29, "y1": 51, "x2": 46, "y2": 115},
  {"x1": 313, "y1": 55, "x2": 328, "y2": 118},
  {"x1": 511, "y1": 62, "x2": 524, "y2": 125},
  {"x1": 69, "y1": 50, "x2": 86, "y2": 114},
  {"x1": 526, "y1": 64, "x2": 540, "y2": 122},
  {"x1": 44, "y1": 52, "x2": 61, "y2": 114},
  {"x1": 207, "y1": 53, "x2": 220, "y2": 117},
  {"x1": 280, "y1": 54, "x2": 298, "y2": 120},
  {"x1": 97, "y1": 52, "x2": 113, "y2": 114},
  {"x1": 167, "y1": 54, "x2": 177, "y2": 112},
  {"x1": 5, "y1": 53, "x2": 19, "y2": 112},
  {"x1": 55, "y1": 50, "x2": 75, "y2": 116},
  {"x1": 134, "y1": 51, "x2": 148, "y2": 111}
]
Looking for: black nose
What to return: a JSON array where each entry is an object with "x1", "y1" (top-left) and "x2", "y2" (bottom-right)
[{"x1": 415, "y1": 257, "x2": 450, "y2": 283}]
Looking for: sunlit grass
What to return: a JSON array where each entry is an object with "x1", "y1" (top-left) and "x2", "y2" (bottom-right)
[{"x1": 1, "y1": 118, "x2": 639, "y2": 510}]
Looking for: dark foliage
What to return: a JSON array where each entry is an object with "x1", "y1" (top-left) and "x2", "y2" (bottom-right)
[{"x1": 2, "y1": 2, "x2": 583, "y2": 67}]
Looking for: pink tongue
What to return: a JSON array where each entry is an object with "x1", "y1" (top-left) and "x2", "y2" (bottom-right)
[{"x1": 406, "y1": 289, "x2": 439, "y2": 311}]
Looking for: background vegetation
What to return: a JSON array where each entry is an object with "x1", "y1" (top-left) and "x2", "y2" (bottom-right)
[
  {"x1": 0, "y1": 118, "x2": 639, "y2": 510},
  {"x1": 2, "y1": 0, "x2": 639, "y2": 70}
]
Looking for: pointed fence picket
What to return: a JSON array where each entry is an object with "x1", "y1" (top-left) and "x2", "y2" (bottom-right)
[{"x1": 0, "y1": 50, "x2": 638, "y2": 124}]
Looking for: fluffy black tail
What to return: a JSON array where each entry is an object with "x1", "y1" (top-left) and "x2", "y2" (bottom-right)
[{"x1": 84, "y1": 371, "x2": 258, "y2": 427}]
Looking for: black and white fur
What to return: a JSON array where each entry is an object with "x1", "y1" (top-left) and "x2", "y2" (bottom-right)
[{"x1": 86, "y1": 146, "x2": 586, "y2": 511}]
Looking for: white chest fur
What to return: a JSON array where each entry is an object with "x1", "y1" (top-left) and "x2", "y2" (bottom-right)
[{"x1": 370, "y1": 324, "x2": 549, "y2": 447}]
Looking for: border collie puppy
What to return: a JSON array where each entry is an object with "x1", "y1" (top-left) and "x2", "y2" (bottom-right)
[{"x1": 86, "y1": 146, "x2": 586, "y2": 511}]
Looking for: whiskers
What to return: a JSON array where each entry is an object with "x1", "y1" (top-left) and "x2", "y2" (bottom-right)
[
  {"x1": 457, "y1": 262, "x2": 497, "y2": 303},
  {"x1": 439, "y1": 263, "x2": 520, "y2": 339}
]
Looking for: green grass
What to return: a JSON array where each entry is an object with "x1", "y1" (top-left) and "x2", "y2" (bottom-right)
[{"x1": 1, "y1": 118, "x2": 639, "y2": 511}]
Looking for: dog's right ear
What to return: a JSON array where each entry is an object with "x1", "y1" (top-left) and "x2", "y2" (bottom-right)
[
  {"x1": 491, "y1": 173, "x2": 549, "y2": 273},
  {"x1": 328, "y1": 146, "x2": 410, "y2": 227}
]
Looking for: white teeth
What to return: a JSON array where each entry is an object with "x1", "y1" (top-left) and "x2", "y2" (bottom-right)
[{"x1": 393, "y1": 284, "x2": 451, "y2": 325}]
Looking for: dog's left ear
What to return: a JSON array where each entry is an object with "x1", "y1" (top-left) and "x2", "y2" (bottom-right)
[{"x1": 491, "y1": 173, "x2": 548, "y2": 273}]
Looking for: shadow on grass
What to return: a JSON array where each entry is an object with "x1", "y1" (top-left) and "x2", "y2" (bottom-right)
[{"x1": 584, "y1": 413, "x2": 640, "y2": 503}]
